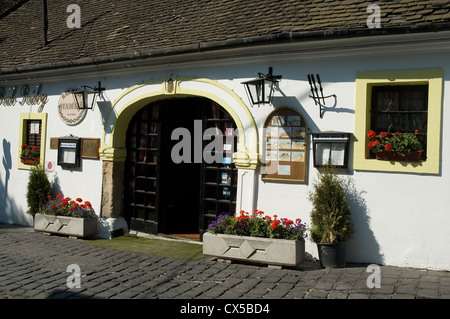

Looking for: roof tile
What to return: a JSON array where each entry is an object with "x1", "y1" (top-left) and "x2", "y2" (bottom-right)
[{"x1": 1, "y1": 0, "x2": 450, "y2": 71}]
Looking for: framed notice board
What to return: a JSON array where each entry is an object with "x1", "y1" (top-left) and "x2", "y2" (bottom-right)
[{"x1": 261, "y1": 107, "x2": 308, "y2": 183}]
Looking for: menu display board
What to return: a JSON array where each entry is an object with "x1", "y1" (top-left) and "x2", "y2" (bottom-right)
[{"x1": 262, "y1": 107, "x2": 308, "y2": 183}]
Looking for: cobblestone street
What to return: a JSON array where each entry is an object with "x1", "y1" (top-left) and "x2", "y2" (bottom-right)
[{"x1": 1, "y1": 223, "x2": 450, "y2": 302}]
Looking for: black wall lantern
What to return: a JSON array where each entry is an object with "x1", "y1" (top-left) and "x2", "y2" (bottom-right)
[
  {"x1": 72, "y1": 81, "x2": 105, "y2": 110},
  {"x1": 242, "y1": 67, "x2": 282, "y2": 105}
]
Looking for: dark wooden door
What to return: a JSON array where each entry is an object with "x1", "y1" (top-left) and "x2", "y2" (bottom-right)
[{"x1": 124, "y1": 104, "x2": 161, "y2": 234}]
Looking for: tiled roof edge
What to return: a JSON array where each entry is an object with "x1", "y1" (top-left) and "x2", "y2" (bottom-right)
[{"x1": 2, "y1": 25, "x2": 450, "y2": 76}]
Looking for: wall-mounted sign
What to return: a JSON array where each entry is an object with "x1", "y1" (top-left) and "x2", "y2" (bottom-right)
[
  {"x1": 312, "y1": 132, "x2": 351, "y2": 168},
  {"x1": 0, "y1": 84, "x2": 48, "y2": 112},
  {"x1": 57, "y1": 136, "x2": 81, "y2": 168},
  {"x1": 58, "y1": 91, "x2": 87, "y2": 126},
  {"x1": 45, "y1": 161, "x2": 55, "y2": 173},
  {"x1": 81, "y1": 138, "x2": 100, "y2": 159},
  {"x1": 261, "y1": 107, "x2": 309, "y2": 183}
]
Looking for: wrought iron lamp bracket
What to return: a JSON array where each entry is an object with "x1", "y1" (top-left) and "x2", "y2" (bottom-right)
[
  {"x1": 307, "y1": 74, "x2": 336, "y2": 119},
  {"x1": 309, "y1": 93, "x2": 337, "y2": 119}
]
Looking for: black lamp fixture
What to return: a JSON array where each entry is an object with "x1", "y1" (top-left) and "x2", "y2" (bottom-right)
[
  {"x1": 72, "y1": 81, "x2": 105, "y2": 110},
  {"x1": 242, "y1": 67, "x2": 282, "y2": 105}
]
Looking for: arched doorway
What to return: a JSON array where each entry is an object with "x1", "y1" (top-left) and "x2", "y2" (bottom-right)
[{"x1": 123, "y1": 97, "x2": 238, "y2": 239}]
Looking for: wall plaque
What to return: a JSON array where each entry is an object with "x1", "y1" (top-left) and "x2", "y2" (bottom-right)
[
  {"x1": 58, "y1": 91, "x2": 87, "y2": 126},
  {"x1": 81, "y1": 138, "x2": 100, "y2": 159}
]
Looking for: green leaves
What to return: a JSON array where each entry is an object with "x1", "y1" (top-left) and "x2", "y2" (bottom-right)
[
  {"x1": 308, "y1": 165, "x2": 354, "y2": 244},
  {"x1": 26, "y1": 164, "x2": 51, "y2": 216}
]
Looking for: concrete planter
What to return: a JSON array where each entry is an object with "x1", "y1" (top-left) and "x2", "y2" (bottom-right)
[
  {"x1": 203, "y1": 232, "x2": 305, "y2": 268},
  {"x1": 34, "y1": 213, "x2": 98, "y2": 239}
]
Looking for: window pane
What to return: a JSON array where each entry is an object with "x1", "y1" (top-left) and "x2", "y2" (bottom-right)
[{"x1": 370, "y1": 85, "x2": 428, "y2": 157}]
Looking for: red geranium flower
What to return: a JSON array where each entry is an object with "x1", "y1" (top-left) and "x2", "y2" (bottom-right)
[
  {"x1": 367, "y1": 130, "x2": 377, "y2": 139},
  {"x1": 76, "y1": 198, "x2": 83, "y2": 203},
  {"x1": 367, "y1": 141, "x2": 374, "y2": 149},
  {"x1": 380, "y1": 132, "x2": 388, "y2": 138},
  {"x1": 271, "y1": 220, "x2": 281, "y2": 230},
  {"x1": 385, "y1": 143, "x2": 393, "y2": 151}
]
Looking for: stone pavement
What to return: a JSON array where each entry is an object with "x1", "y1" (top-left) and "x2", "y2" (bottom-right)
[{"x1": 1, "y1": 223, "x2": 450, "y2": 301}]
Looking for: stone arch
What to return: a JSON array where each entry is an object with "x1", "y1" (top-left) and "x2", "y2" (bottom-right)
[{"x1": 99, "y1": 76, "x2": 259, "y2": 218}]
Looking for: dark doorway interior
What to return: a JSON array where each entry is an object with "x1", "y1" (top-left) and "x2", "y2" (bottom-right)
[
  {"x1": 124, "y1": 97, "x2": 238, "y2": 240},
  {"x1": 158, "y1": 99, "x2": 204, "y2": 235}
]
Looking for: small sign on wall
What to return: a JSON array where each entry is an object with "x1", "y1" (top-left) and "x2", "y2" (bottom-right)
[
  {"x1": 50, "y1": 137, "x2": 58, "y2": 150},
  {"x1": 45, "y1": 161, "x2": 55, "y2": 173},
  {"x1": 81, "y1": 138, "x2": 100, "y2": 159}
]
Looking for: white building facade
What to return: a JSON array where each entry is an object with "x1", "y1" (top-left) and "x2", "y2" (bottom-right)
[{"x1": 1, "y1": 1, "x2": 450, "y2": 271}]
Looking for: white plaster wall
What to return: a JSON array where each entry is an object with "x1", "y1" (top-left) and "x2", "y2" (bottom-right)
[
  {"x1": 0, "y1": 104, "x2": 32, "y2": 225},
  {"x1": 254, "y1": 53, "x2": 450, "y2": 271},
  {"x1": 1, "y1": 49, "x2": 449, "y2": 270}
]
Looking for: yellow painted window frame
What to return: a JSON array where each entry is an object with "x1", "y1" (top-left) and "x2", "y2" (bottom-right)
[
  {"x1": 18, "y1": 113, "x2": 48, "y2": 170},
  {"x1": 354, "y1": 69, "x2": 443, "y2": 174}
]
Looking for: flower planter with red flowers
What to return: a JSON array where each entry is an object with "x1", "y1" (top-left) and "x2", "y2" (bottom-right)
[
  {"x1": 20, "y1": 144, "x2": 40, "y2": 165},
  {"x1": 375, "y1": 149, "x2": 424, "y2": 162},
  {"x1": 34, "y1": 195, "x2": 98, "y2": 238},
  {"x1": 367, "y1": 130, "x2": 424, "y2": 163},
  {"x1": 34, "y1": 213, "x2": 98, "y2": 238},
  {"x1": 20, "y1": 157, "x2": 40, "y2": 165},
  {"x1": 203, "y1": 210, "x2": 307, "y2": 268}
]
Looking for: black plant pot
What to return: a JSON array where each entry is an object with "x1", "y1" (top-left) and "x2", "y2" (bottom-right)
[{"x1": 317, "y1": 242, "x2": 346, "y2": 268}]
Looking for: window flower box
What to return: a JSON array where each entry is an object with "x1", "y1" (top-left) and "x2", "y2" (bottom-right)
[
  {"x1": 367, "y1": 130, "x2": 424, "y2": 162},
  {"x1": 21, "y1": 157, "x2": 40, "y2": 165},
  {"x1": 20, "y1": 144, "x2": 40, "y2": 164},
  {"x1": 375, "y1": 149, "x2": 423, "y2": 162}
]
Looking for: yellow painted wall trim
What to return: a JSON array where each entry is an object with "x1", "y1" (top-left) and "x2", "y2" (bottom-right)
[
  {"x1": 17, "y1": 113, "x2": 48, "y2": 170},
  {"x1": 354, "y1": 68, "x2": 443, "y2": 174},
  {"x1": 100, "y1": 76, "x2": 259, "y2": 170}
]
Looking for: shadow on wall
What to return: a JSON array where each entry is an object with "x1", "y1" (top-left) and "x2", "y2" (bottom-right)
[
  {"x1": 343, "y1": 177, "x2": 385, "y2": 265},
  {"x1": 1, "y1": 138, "x2": 31, "y2": 226}
]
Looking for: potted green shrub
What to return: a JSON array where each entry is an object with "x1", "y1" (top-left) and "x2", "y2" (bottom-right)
[
  {"x1": 308, "y1": 165, "x2": 354, "y2": 268},
  {"x1": 26, "y1": 164, "x2": 52, "y2": 217},
  {"x1": 203, "y1": 210, "x2": 307, "y2": 268}
]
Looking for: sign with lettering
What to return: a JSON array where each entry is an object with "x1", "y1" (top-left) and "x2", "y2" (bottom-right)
[
  {"x1": 58, "y1": 91, "x2": 87, "y2": 126},
  {"x1": 0, "y1": 84, "x2": 48, "y2": 112}
]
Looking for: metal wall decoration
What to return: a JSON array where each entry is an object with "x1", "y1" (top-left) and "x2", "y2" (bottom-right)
[{"x1": 307, "y1": 74, "x2": 336, "y2": 119}]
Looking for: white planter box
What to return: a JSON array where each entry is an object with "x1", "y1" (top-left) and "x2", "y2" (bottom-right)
[
  {"x1": 203, "y1": 232, "x2": 305, "y2": 268},
  {"x1": 34, "y1": 213, "x2": 98, "y2": 239}
]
